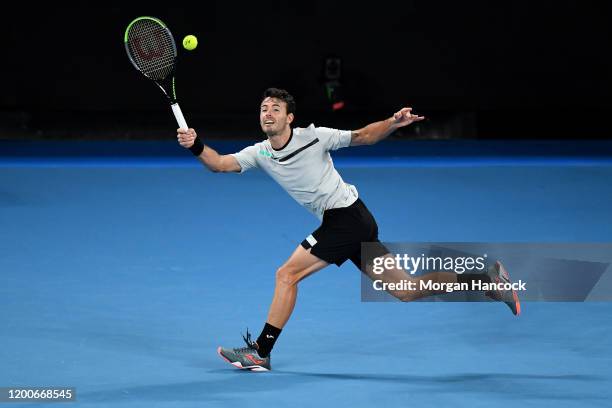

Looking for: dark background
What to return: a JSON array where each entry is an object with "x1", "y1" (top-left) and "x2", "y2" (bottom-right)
[{"x1": 1, "y1": 2, "x2": 610, "y2": 140}]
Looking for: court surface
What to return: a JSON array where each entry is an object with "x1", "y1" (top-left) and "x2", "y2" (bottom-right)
[{"x1": 1, "y1": 141, "x2": 611, "y2": 407}]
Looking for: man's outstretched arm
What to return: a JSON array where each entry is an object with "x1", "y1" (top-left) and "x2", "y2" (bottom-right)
[
  {"x1": 177, "y1": 128, "x2": 242, "y2": 173},
  {"x1": 350, "y1": 107, "x2": 425, "y2": 146}
]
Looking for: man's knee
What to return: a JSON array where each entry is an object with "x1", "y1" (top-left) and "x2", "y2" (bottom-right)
[
  {"x1": 384, "y1": 287, "x2": 419, "y2": 302},
  {"x1": 276, "y1": 265, "x2": 300, "y2": 287},
  {"x1": 396, "y1": 290, "x2": 418, "y2": 302}
]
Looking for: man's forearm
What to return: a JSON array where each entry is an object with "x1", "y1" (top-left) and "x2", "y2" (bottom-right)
[
  {"x1": 196, "y1": 144, "x2": 222, "y2": 172},
  {"x1": 351, "y1": 107, "x2": 424, "y2": 146},
  {"x1": 359, "y1": 117, "x2": 398, "y2": 145},
  {"x1": 178, "y1": 128, "x2": 238, "y2": 172}
]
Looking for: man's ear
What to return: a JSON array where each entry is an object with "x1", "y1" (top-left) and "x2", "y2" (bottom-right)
[{"x1": 287, "y1": 113, "x2": 294, "y2": 125}]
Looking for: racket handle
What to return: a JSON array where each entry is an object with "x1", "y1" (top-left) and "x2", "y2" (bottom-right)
[{"x1": 171, "y1": 103, "x2": 189, "y2": 129}]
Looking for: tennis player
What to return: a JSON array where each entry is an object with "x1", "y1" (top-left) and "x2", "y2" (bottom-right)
[{"x1": 177, "y1": 88, "x2": 520, "y2": 371}]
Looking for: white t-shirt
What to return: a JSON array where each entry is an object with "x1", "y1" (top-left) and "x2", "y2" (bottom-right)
[{"x1": 231, "y1": 124, "x2": 359, "y2": 220}]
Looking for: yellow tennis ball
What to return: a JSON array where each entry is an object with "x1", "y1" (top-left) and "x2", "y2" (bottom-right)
[{"x1": 182, "y1": 35, "x2": 198, "y2": 51}]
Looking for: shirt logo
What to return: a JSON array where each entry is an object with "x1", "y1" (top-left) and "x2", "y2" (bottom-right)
[{"x1": 258, "y1": 149, "x2": 272, "y2": 158}]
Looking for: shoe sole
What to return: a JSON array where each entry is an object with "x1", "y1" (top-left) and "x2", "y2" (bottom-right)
[
  {"x1": 511, "y1": 288, "x2": 521, "y2": 316},
  {"x1": 497, "y1": 261, "x2": 521, "y2": 316},
  {"x1": 217, "y1": 347, "x2": 270, "y2": 372}
]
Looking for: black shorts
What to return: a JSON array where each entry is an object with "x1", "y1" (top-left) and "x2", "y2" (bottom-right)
[{"x1": 300, "y1": 198, "x2": 390, "y2": 269}]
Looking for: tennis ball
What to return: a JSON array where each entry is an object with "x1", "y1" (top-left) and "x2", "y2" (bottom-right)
[{"x1": 182, "y1": 35, "x2": 198, "y2": 51}]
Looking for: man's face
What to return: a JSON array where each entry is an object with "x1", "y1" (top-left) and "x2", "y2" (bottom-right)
[{"x1": 260, "y1": 97, "x2": 293, "y2": 136}]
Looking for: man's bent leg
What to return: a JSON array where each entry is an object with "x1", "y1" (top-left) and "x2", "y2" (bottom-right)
[
  {"x1": 267, "y1": 245, "x2": 329, "y2": 328},
  {"x1": 254, "y1": 245, "x2": 328, "y2": 358},
  {"x1": 217, "y1": 245, "x2": 329, "y2": 369}
]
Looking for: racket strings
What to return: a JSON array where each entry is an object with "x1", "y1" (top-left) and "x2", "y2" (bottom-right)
[{"x1": 127, "y1": 20, "x2": 176, "y2": 80}]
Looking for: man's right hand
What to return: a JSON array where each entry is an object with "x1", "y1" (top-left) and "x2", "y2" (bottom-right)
[{"x1": 177, "y1": 128, "x2": 197, "y2": 149}]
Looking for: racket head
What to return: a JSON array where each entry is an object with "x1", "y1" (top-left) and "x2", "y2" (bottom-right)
[{"x1": 124, "y1": 16, "x2": 178, "y2": 102}]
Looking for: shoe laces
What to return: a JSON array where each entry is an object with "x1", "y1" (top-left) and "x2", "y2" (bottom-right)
[{"x1": 236, "y1": 329, "x2": 258, "y2": 353}]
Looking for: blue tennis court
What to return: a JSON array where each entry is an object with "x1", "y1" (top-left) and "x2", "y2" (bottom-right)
[{"x1": 1, "y1": 140, "x2": 611, "y2": 407}]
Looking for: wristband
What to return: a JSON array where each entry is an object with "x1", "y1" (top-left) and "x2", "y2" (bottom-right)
[{"x1": 189, "y1": 137, "x2": 204, "y2": 156}]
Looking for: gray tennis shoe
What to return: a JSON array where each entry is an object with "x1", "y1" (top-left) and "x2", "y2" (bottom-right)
[
  {"x1": 217, "y1": 330, "x2": 271, "y2": 371},
  {"x1": 486, "y1": 261, "x2": 521, "y2": 316}
]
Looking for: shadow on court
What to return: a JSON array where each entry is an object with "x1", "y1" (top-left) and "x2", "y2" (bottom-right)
[{"x1": 77, "y1": 371, "x2": 606, "y2": 404}]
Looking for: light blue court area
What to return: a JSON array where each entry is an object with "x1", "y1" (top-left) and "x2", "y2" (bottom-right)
[{"x1": 1, "y1": 140, "x2": 612, "y2": 407}]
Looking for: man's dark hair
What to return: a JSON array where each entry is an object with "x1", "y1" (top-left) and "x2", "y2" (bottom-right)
[{"x1": 262, "y1": 88, "x2": 296, "y2": 115}]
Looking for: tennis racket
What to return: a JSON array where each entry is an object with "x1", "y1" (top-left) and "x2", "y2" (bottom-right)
[{"x1": 124, "y1": 16, "x2": 188, "y2": 129}]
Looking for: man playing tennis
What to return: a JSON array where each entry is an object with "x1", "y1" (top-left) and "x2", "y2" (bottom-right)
[{"x1": 177, "y1": 88, "x2": 520, "y2": 371}]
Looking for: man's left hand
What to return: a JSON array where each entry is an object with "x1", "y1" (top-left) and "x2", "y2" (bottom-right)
[{"x1": 392, "y1": 107, "x2": 425, "y2": 127}]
